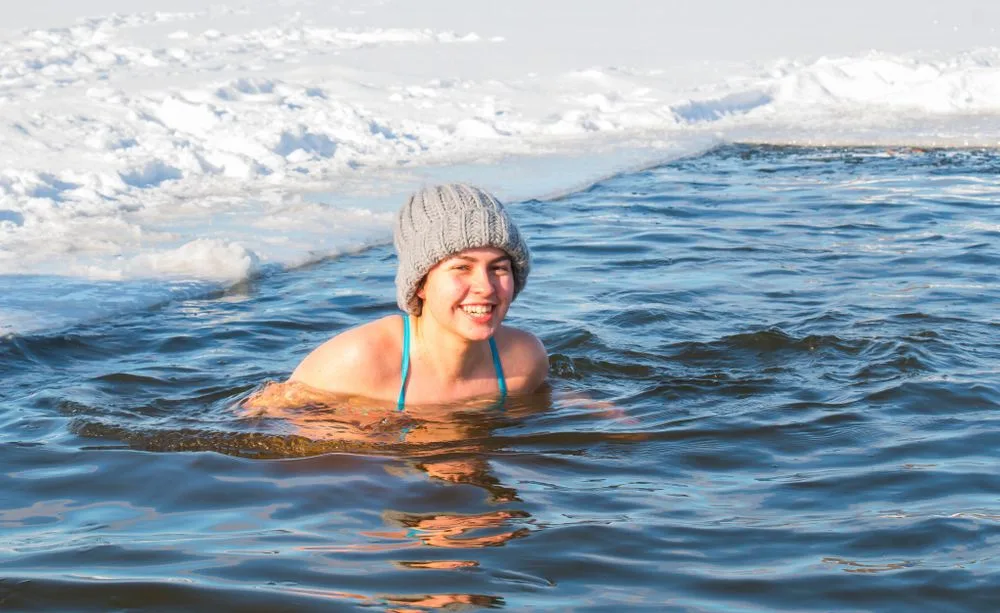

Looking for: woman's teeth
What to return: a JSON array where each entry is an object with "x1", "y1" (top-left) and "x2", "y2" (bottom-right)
[{"x1": 460, "y1": 305, "x2": 493, "y2": 316}]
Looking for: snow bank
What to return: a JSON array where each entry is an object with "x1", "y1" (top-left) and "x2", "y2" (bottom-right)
[{"x1": 2, "y1": 0, "x2": 1000, "y2": 334}]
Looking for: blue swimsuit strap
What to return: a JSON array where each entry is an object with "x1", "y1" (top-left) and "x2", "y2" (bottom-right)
[
  {"x1": 397, "y1": 315, "x2": 411, "y2": 411},
  {"x1": 490, "y1": 335, "x2": 508, "y2": 399},
  {"x1": 397, "y1": 315, "x2": 507, "y2": 411}
]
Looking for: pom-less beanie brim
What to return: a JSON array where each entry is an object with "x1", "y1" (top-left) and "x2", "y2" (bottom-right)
[{"x1": 393, "y1": 184, "x2": 531, "y2": 315}]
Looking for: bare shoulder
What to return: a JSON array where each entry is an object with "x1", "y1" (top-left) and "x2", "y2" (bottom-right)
[
  {"x1": 289, "y1": 315, "x2": 403, "y2": 396},
  {"x1": 495, "y1": 325, "x2": 548, "y2": 394}
]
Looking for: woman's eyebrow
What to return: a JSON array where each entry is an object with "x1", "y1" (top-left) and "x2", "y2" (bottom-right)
[{"x1": 450, "y1": 254, "x2": 512, "y2": 264}]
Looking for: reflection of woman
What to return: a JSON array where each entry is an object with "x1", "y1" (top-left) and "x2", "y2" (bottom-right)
[
  {"x1": 415, "y1": 455, "x2": 520, "y2": 503},
  {"x1": 246, "y1": 183, "x2": 547, "y2": 411},
  {"x1": 382, "y1": 592, "x2": 503, "y2": 613},
  {"x1": 373, "y1": 508, "x2": 531, "y2": 549}
]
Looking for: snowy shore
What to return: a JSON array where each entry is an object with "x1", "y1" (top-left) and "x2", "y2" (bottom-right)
[{"x1": 2, "y1": 0, "x2": 1000, "y2": 333}]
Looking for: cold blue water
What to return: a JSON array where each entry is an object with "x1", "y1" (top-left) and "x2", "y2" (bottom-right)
[{"x1": 2, "y1": 145, "x2": 1000, "y2": 611}]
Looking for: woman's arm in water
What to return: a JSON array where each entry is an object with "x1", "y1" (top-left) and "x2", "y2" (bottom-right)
[
  {"x1": 498, "y1": 326, "x2": 549, "y2": 395},
  {"x1": 242, "y1": 321, "x2": 396, "y2": 411},
  {"x1": 241, "y1": 380, "x2": 342, "y2": 413},
  {"x1": 288, "y1": 322, "x2": 393, "y2": 393}
]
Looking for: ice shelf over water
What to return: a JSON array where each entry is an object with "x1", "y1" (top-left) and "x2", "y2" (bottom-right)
[{"x1": 2, "y1": 0, "x2": 1000, "y2": 333}]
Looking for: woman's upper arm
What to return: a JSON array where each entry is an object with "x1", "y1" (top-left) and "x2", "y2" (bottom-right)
[
  {"x1": 289, "y1": 339, "x2": 335, "y2": 388},
  {"x1": 526, "y1": 333, "x2": 549, "y2": 391},
  {"x1": 289, "y1": 331, "x2": 374, "y2": 393},
  {"x1": 505, "y1": 329, "x2": 548, "y2": 393}
]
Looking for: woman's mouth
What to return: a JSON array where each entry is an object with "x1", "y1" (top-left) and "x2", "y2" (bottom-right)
[{"x1": 459, "y1": 304, "x2": 494, "y2": 322}]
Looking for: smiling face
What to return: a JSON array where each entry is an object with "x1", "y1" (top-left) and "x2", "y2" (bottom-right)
[{"x1": 416, "y1": 247, "x2": 515, "y2": 341}]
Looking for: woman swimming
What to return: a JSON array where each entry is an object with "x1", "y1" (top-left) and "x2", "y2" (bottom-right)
[{"x1": 247, "y1": 183, "x2": 548, "y2": 411}]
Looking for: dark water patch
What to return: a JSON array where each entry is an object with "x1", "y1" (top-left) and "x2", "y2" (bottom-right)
[
  {"x1": 72, "y1": 421, "x2": 410, "y2": 459},
  {"x1": 864, "y1": 380, "x2": 1000, "y2": 413},
  {"x1": 560, "y1": 355, "x2": 659, "y2": 379},
  {"x1": 869, "y1": 429, "x2": 1000, "y2": 467},
  {"x1": 765, "y1": 465, "x2": 1000, "y2": 511},
  {"x1": 680, "y1": 568, "x2": 997, "y2": 613},
  {"x1": 92, "y1": 372, "x2": 172, "y2": 386},
  {"x1": 0, "y1": 331, "x2": 117, "y2": 373},
  {"x1": 0, "y1": 577, "x2": 350, "y2": 613},
  {"x1": 669, "y1": 329, "x2": 868, "y2": 366}
]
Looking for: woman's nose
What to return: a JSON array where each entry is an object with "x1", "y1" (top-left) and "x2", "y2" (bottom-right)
[{"x1": 470, "y1": 266, "x2": 495, "y2": 294}]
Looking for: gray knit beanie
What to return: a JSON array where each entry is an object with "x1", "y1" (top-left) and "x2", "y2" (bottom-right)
[{"x1": 394, "y1": 183, "x2": 531, "y2": 315}]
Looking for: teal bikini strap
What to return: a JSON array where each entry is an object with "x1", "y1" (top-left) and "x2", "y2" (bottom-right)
[
  {"x1": 397, "y1": 316, "x2": 410, "y2": 411},
  {"x1": 489, "y1": 337, "x2": 507, "y2": 399}
]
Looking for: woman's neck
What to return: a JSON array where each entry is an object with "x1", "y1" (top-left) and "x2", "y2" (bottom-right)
[{"x1": 410, "y1": 313, "x2": 490, "y2": 383}]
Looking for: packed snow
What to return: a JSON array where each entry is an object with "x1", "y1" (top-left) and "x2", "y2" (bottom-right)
[{"x1": 3, "y1": 0, "x2": 1000, "y2": 334}]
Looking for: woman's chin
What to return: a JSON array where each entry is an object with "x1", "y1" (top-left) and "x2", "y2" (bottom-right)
[
  {"x1": 459, "y1": 324, "x2": 497, "y2": 342},
  {"x1": 455, "y1": 312, "x2": 500, "y2": 340}
]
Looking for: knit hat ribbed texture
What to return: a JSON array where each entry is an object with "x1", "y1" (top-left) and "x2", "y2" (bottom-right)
[{"x1": 394, "y1": 183, "x2": 531, "y2": 315}]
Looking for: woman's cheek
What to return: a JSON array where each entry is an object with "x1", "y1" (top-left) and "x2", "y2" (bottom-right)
[
  {"x1": 448, "y1": 275, "x2": 467, "y2": 294},
  {"x1": 500, "y1": 275, "x2": 515, "y2": 298}
]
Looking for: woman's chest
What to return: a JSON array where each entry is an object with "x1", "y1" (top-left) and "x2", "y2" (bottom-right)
[{"x1": 403, "y1": 378, "x2": 503, "y2": 407}]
